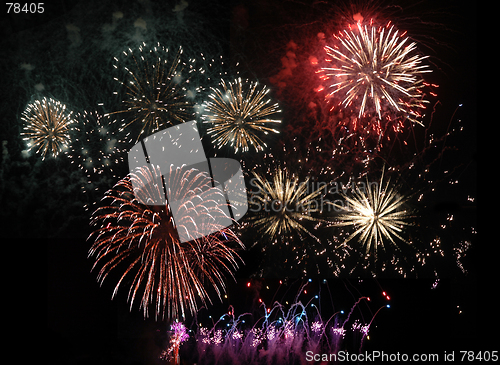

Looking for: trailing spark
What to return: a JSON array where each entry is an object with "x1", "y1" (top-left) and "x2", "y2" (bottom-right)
[{"x1": 88, "y1": 164, "x2": 243, "y2": 320}]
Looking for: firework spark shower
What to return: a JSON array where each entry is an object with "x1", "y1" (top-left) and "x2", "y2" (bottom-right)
[
  {"x1": 1, "y1": 0, "x2": 478, "y2": 362},
  {"x1": 164, "y1": 279, "x2": 392, "y2": 365},
  {"x1": 107, "y1": 42, "x2": 200, "y2": 143},
  {"x1": 88, "y1": 164, "x2": 244, "y2": 320}
]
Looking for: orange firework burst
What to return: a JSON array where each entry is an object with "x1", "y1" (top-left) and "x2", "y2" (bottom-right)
[{"x1": 88, "y1": 164, "x2": 244, "y2": 320}]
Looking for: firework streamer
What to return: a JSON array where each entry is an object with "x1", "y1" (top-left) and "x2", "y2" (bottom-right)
[
  {"x1": 88, "y1": 164, "x2": 244, "y2": 320},
  {"x1": 173, "y1": 279, "x2": 388, "y2": 365}
]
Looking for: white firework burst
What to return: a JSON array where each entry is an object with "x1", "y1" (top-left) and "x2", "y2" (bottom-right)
[
  {"x1": 320, "y1": 21, "x2": 432, "y2": 125},
  {"x1": 332, "y1": 169, "x2": 413, "y2": 258}
]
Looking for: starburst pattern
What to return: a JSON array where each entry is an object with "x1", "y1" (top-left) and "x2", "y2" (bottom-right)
[
  {"x1": 88, "y1": 164, "x2": 243, "y2": 320},
  {"x1": 332, "y1": 170, "x2": 413, "y2": 259},
  {"x1": 21, "y1": 97, "x2": 74, "y2": 160},
  {"x1": 108, "y1": 42, "x2": 200, "y2": 143},
  {"x1": 248, "y1": 168, "x2": 323, "y2": 244},
  {"x1": 202, "y1": 78, "x2": 281, "y2": 153},
  {"x1": 320, "y1": 21, "x2": 432, "y2": 127}
]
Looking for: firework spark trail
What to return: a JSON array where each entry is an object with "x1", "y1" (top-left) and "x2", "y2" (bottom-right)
[
  {"x1": 161, "y1": 321, "x2": 190, "y2": 362},
  {"x1": 21, "y1": 97, "x2": 74, "y2": 160},
  {"x1": 88, "y1": 164, "x2": 244, "y2": 320},
  {"x1": 320, "y1": 21, "x2": 432, "y2": 128},
  {"x1": 65, "y1": 110, "x2": 126, "y2": 210},
  {"x1": 202, "y1": 77, "x2": 281, "y2": 153},
  {"x1": 107, "y1": 42, "x2": 199, "y2": 143}
]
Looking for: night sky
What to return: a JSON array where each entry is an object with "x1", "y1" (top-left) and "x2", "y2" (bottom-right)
[{"x1": 0, "y1": 0, "x2": 488, "y2": 364}]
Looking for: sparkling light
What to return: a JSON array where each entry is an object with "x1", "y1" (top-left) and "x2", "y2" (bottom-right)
[
  {"x1": 332, "y1": 169, "x2": 413, "y2": 259},
  {"x1": 202, "y1": 77, "x2": 281, "y2": 153},
  {"x1": 320, "y1": 21, "x2": 432, "y2": 127},
  {"x1": 248, "y1": 168, "x2": 324, "y2": 244},
  {"x1": 21, "y1": 97, "x2": 74, "y2": 160},
  {"x1": 160, "y1": 321, "x2": 190, "y2": 362}
]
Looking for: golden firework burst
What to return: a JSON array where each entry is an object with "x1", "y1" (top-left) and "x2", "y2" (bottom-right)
[
  {"x1": 202, "y1": 78, "x2": 281, "y2": 153},
  {"x1": 21, "y1": 97, "x2": 74, "y2": 160}
]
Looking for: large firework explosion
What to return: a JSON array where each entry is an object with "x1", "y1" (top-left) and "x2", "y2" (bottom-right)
[
  {"x1": 331, "y1": 169, "x2": 413, "y2": 258},
  {"x1": 21, "y1": 97, "x2": 75, "y2": 160},
  {"x1": 88, "y1": 164, "x2": 244, "y2": 320},
  {"x1": 248, "y1": 167, "x2": 324, "y2": 244},
  {"x1": 107, "y1": 42, "x2": 201, "y2": 144},
  {"x1": 202, "y1": 77, "x2": 281, "y2": 154},
  {"x1": 293, "y1": 19, "x2": 436, "y2": 171},
  {"x1": 319, "y1": 21, "x2": 433, "y2": 125},
  {"x1": 328, "y1": 168, "x2": 418, "y2": 275}
]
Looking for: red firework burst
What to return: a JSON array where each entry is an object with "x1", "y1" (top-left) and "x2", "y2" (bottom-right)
[{"x1": 88, "y1": 164, "x2": 244, "y2": 320}]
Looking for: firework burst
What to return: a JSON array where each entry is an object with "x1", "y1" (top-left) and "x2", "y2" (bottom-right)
[
  {"x1": 319, "y1": 21, "x2": 433, "y2": 129},
  {"x1": 108, "y1": 42, "x2": 200, "y2": 143},
  {"x1": 88, "y1": 164, "x2": 244, "y2": 320},
  {"x1": 248, "y1": 168, "x2": 324, "y2": 245},
  {"x1": 21, "y1": 97, "x2": 74, "y2": 160},
  {"x1": 202, "y1": 78, "x2": 281, "y2": 153},
  {"x1": 331, "y1": 169, "x2": 414, "y2": 263}
]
